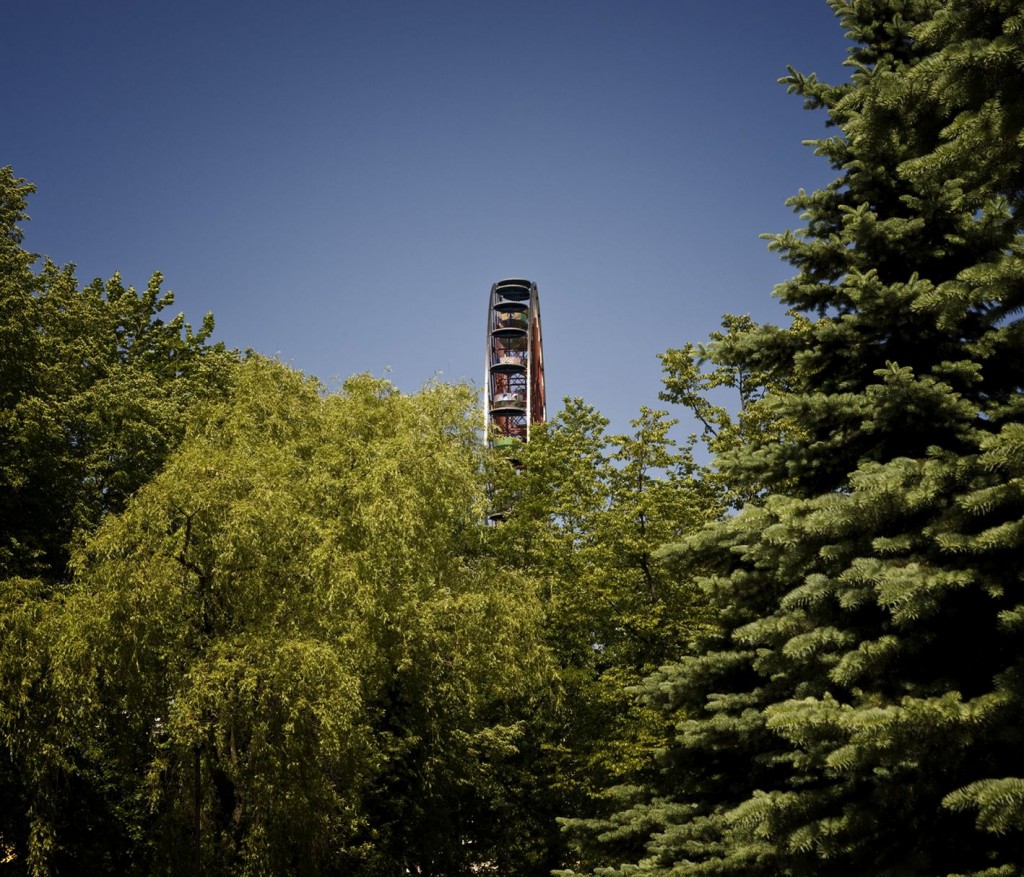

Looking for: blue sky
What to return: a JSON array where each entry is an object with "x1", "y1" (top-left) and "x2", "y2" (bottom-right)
[{"x1": 5, "y1": 0, "x2": 850, "y2": 439}]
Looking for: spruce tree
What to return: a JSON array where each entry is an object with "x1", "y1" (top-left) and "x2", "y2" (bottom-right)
[{"x1": 561, "y1": 0, "x2": 1024, "y2": 874}]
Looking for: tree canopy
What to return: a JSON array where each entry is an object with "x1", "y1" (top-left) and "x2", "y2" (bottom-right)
[
  {"x1": 4, "y1": 359, "x2": 551, "y2": 875},
  {"x1": 5, "y1": 1, "x2": 1024, "y2": 874}
]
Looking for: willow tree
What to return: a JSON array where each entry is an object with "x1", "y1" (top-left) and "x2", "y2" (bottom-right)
[
  {"x1": 5, "y1": 358, "x2": 548, "y2": 875},
  {"x1": 561, "y1": 1, "x2": 1024, "y2": 875}
]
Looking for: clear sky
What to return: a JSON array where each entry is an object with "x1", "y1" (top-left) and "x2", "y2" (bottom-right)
[{"x1": 5, "y1": 0, "x2": 851, "y2": 439}]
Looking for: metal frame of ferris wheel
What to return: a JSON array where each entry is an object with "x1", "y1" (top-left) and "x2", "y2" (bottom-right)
[{"x1": 484, "y1": 278, "x2": 546, "y2": 450}]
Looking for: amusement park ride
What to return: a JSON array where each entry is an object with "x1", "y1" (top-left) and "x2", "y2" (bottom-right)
[
  {"x1": 484, "y1": 278, "x2": 546, "y2": 522},
  {"x1": 484, "y1": 278, "x2": 546, "y2": 449}
]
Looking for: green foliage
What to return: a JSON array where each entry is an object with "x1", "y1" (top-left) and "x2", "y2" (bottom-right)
[
  {"x1": 658, "y1": 313, "x2": 808, "y2": 503},
  {"x1": 0, "y1": 169, "x2": 235, "y2": 583},
  {"x1": 0, "y1": 168, "x2": 238, "y2": 873},
  {"x1": 487, "y1": 399, "x2": 721, "y2": 873},
  {"x1": 490, "y1": 399, "x2": 718, "y2": 675},
  {"x1": 566, "y1": 1, "x2": 1024, "y2": 874},
  {"x1": 3, "y1": 358, "x2": 549, "y2": 875}
]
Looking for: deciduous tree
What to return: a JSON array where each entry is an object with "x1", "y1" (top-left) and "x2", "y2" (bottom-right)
[
  {"x1": 487, "y1": 399, "x2": 720, "y2": 873},
  {"x1": 7, "y1": 359, "x2": 549, "y2": 875},
  {"x1": 0, "y1": 168, "x2": 236, "y2": 872},
  {"x1": 0, "y1": 167, "x2": 235, "y2": 584}
]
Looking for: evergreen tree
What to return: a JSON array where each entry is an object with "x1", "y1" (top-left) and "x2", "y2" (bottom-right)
[{"x1": 561, "y1": 1, "x2": 1024, "y2": 874}]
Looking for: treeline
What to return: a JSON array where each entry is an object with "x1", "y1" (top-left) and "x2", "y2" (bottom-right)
[{"x1": 3, "y1": 0, "x2": 1024, "y2": 874}]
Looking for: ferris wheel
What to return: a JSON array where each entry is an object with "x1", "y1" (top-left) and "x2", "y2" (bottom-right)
[{"x1": 484, "y1": 278, "x2": 546, "y2": 449}]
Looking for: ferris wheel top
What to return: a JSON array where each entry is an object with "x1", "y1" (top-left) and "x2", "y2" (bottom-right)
[{"x1": 493, "y1": 278, "x2": 534, "y2": 302}]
